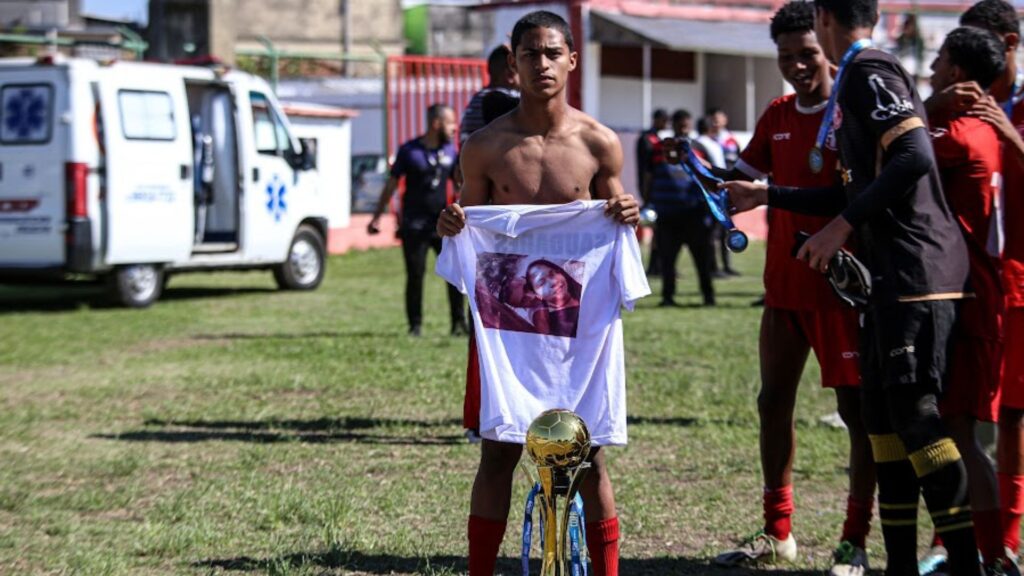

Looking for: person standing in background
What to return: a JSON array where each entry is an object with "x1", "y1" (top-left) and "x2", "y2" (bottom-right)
[
  {"x1": 638, "y1": 109, "x2": 670, "y2": 275},
  {"x1": 652, "y1": 108, "x2": 715, "y2": 307},
  {"x1": 368, "y1": 104, "x2": 468, "y2": 337},
  {"x1": 459, "y1": 45, "x2": 520, "y2": 146}
]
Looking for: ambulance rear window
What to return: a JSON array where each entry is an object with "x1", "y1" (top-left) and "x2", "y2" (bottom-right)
[
  {"x1": 1, "y1": 83, "x2": 53, "y2": 145},
  {"x1": 118, "y1": 90, "x2": 176, "y2": 141}
]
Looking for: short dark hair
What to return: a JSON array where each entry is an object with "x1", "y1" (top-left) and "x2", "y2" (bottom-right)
[
  {"x1": 961, "y1": 0, "x2": 1021, "y2": 37},
  {"x1": 696, "y1": 117, "x2": 710, "y2": 135},
  {"x1": 771, "y1": 1, "x2": 816, "y2": 43},
  {"x1": 653, "y1": 108, "x2": 668, "y2": 121},
  {"x1": 426, "y1": 103, "x2": 452, "y2": 123},
  {"x1": 813, "y1": 0, "x2": 878, "y2": 30},
  {"x1": 511, "y1": 10, "x2": 575, "y2": 54},
  {"x1": 943, "y1": 26, "x2": 1008, "y2": 89},
  {"x1": 487, "y1": 45, "x2": 511, "y2": 77},
  {"x1": 706, "y1": 107, "x2": 725, "y2": 117},
  {"x1": 671, "y1": 109, "x2": 691, "y2": 123}
]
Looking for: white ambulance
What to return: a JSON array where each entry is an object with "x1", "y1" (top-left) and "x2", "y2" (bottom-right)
[{"x1": 0, "y1": 55, "x2": 335, "y2": 307}]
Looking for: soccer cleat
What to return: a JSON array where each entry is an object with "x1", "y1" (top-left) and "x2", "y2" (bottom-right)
[
  {"x1": 830, "y1": 541, "x2": 869, "y2": 576},
  {"x1": 984, "y1": 557, "x2": 1022, "y2": 576},
  {"x1": 919, "y1": 545, "x2": 949, "y2": 576},
  {"x1": 713, "y1": 530, "x2": 797, "y2": 567}
]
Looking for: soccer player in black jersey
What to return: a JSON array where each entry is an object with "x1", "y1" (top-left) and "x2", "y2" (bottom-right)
[{"x1": 722, "y1": 0, "x2": 982, "y2": 574}]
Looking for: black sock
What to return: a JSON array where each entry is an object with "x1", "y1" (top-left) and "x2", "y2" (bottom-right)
[
  {"x1": 872, "y1": 434, "x2": 921, "y2": 575},
  {"x1": 912, "y1": 439, "x2": 980, "y2": 576}
]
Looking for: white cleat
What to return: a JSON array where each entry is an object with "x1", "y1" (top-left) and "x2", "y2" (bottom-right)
[{"x1": 714, "y1": 530, "x2": 797, "y2": 567}]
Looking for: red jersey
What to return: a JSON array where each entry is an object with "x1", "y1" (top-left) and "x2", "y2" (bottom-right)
[
  {"x1": 739, "y1": 94, "x2": 843, "y2": 310},
  {"x1": 1003, "y1": 99, "x2": 1024, "y2": 307},
  {"x1": 930, "y1": 113, "x2": 1005, "y2": 340}
]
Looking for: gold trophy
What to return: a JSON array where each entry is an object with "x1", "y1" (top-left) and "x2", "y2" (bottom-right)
[{"x1": 522, "y1": 409, "x2": 592, "y2": 576}]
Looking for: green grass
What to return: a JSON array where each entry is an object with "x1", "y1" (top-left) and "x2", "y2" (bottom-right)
[{"x1": 0, "y1": 244, "x2": 897, "y2": 574}]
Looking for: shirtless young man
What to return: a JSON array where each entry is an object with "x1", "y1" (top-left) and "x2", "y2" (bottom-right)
[{"x1": 435, "y1": 10, "x2": 639, "y2": 576}]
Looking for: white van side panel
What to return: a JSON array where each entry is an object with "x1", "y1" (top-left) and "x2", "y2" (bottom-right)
[
  {"x1": 97, "y1": 67, "x2": 194, "y2": 265},
  {"x1": 0, "y1": 66, "x2": 68, "y2": 268}
]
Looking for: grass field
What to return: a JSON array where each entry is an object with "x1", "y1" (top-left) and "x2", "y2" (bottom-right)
[{"x1": 0, "y1": 244, "x2": 897, "y2": 575}]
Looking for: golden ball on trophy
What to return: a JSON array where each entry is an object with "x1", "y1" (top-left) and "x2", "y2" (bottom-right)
[{"x1": 525, "y1": 409, "x2": 592, "y2": 469}]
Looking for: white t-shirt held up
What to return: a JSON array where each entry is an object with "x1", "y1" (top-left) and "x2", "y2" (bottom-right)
[{"x1": 436, "y1": 200, "x2": 650, "y2": 446}]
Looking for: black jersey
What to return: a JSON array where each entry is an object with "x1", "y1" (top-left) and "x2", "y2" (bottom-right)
[{"x1": 832, "y1": 49, "x2": 968, "y2": 303}]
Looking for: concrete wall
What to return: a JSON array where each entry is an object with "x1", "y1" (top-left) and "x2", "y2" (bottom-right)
[
  {"x1": 598, "y1": 77, "x2": 703, "y2": 133},
  {"x1": 233, "y1": 0, "x2": 404, "y2": 58}
]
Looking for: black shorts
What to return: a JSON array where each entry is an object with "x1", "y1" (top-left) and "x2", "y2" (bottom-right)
[{"x1": 861, "y1": 300, "x2": 958, "y2": 394}]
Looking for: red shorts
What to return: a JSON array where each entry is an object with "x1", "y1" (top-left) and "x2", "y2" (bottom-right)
[
  {"x1": 1002, "y1": 308, "x2": 1024, "y2": 410},
  {"x1": 779, "y1": 307, "x2": 861, "y2": 388},
  {"x1": 942, "y1": 334, "x2": 1002, "y2": 422},
  {"x1": 464, "y1": 332, "x2": 481, "y2": 430}
]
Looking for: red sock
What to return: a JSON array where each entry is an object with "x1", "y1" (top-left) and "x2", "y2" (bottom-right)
[
  {"x1": 975, "y1": 508, "x2": 1005, "y2": 564},
  {"x1": 763, "y1": 485, "x2": 794, "y2": 540},
  {"x1": 468, "y1": 515, "x2": 506, "y2": 576},
  {"x1": 1000, "y1": 473, "x2": 1024, "y2": 553},
  {"x1": 586, "y1": 517, "x2": 620, "y2": 576},
  {"x1": 840, "y1": 496, "x2": 873, "y2": 549}
]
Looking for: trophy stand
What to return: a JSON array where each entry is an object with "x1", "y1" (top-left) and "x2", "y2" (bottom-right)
[{"x1": 522, "y1": 409, "x2": 593, "y2": 576}]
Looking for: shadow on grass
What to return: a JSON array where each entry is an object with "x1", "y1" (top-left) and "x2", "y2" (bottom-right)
[
  {"x1": 192, "y1": 330, "x2": 397, "y2": 341},
  {"x1": 144, "y1": 416, "x2": 463, "y2": 430},
  {"x1": 94, "y1": 416, "x2": 465, "y2": 446},
  {"x1": 193, "y1": 549, "x2": 835, "y2": 575},
  {"x1": 0, "y1": 285, "x2": 275, "y2": 314}
]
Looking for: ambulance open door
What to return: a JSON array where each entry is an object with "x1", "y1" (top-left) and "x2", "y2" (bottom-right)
[{"x1": 96, "y1": 71, "x2": 193, "y2": 265}]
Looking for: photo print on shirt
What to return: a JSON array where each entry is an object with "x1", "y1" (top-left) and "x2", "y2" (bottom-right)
[{"x1": 475, "y1": 252, "x2": 585, "y2": 338}]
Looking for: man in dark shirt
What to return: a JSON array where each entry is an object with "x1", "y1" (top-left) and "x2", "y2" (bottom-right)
[
  {"x1": 459, "y1": 45, "x2": 520, "y2": 146},
  {"x1": 369, "y1": 104, "x2": 467, "y2": 337},
  {"x1": 651, "y1": 110, "x2": 714, "y2": 307},
  {"x1": 724, "y1": 1, "x2": 980, "y2": 574}
]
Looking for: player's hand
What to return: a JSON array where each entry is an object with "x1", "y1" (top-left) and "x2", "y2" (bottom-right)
[
  {"x1": 367, "y1": 216, "x2": 381, "y2": 235},
  {"x1": 606, "y1": 192, "x2": 640, "y2": 226},
  {"x1": 969, "y1": 96, "x2": 1023, "y2": 144},
  {"x1": 437, "y1": 204, "x2": 466, "y2": 237},
  {"x1": 719, "y1": 180, "x2": 767, "y2": 214},
  {"x1": 930, "y1": 81, "x2": 985, "y2": 114},
  {"x1": 796, "y1": 216, "x2": 853, "y2": 273}
]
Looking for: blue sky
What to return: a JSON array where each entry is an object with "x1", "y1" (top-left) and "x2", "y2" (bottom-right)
[{"x1": 82, "y1": 0, "x2": 148, "y2": 24}]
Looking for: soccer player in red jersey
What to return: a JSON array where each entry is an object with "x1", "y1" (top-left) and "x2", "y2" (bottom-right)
[
  {"x1": 928, "y1": 26, "x2": 1017, "y2": 575},
  {"x1": 932, "y1": 2, "x2": 1024, "y2": 566},
  {"x1": 711, "y1": 4, "x2": 874, "y2": 574}
]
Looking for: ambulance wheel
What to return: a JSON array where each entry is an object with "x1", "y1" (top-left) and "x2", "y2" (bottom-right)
[
  {"x1": 274, "y1": 225, "x2": 325, "y2": 291},
  {"x1": 109, "y1": 264, "x2": 163, "y2": 308}
]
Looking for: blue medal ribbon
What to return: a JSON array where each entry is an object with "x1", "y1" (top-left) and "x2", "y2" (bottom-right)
[
  {"x1": 678, "y1": 139, "x2": 749, "y2": 253},
  {"x1": 522, "y1": 483, "x2": 541, "y2": 576},
  {"x1": 812, "y1": 38, "x2": 873, "y2": 171},
  {"x1": 522, "y1": 484, "x2": 588, "y2": 576},
  {"x1": 568, "y1": 494, "x2": 587, "y2": 576}
]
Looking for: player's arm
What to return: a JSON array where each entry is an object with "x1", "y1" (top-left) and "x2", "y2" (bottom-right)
[
  {"x1": 593, "y1": 125, "x2": 640, "y2": 225},
  {"x1": 719, "y1": 180, "x2": 846, "y2": 215},
  {"x1": 801, "y1": 63, "x2": 931, "y2": 271},
  {"x1": 925, "y1": 81, "x2": 985, "y2": 117},
  {"x1": 969, "y1": 95, "x2": 1024, "y2": 172},
  {"x1": 437, "y1": 134, "x2": 491, "y2": 237},
  {"x1": 368, "y1": 175, "x2": 401, "y2": 235},
  {"x1": 839, "y1": 64, "x2": 934, "y2": 227}
]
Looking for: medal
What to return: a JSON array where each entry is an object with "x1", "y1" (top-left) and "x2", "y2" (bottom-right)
[
  {"x1": 676, "y1": 138, "x2": 749, "y2": 253},
  {"x1": 808, "y1": 147, "x2": 824, "y2": 174},
  {"x1": 813, "y1": 38, "x2": 872, "y2": 174}
]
